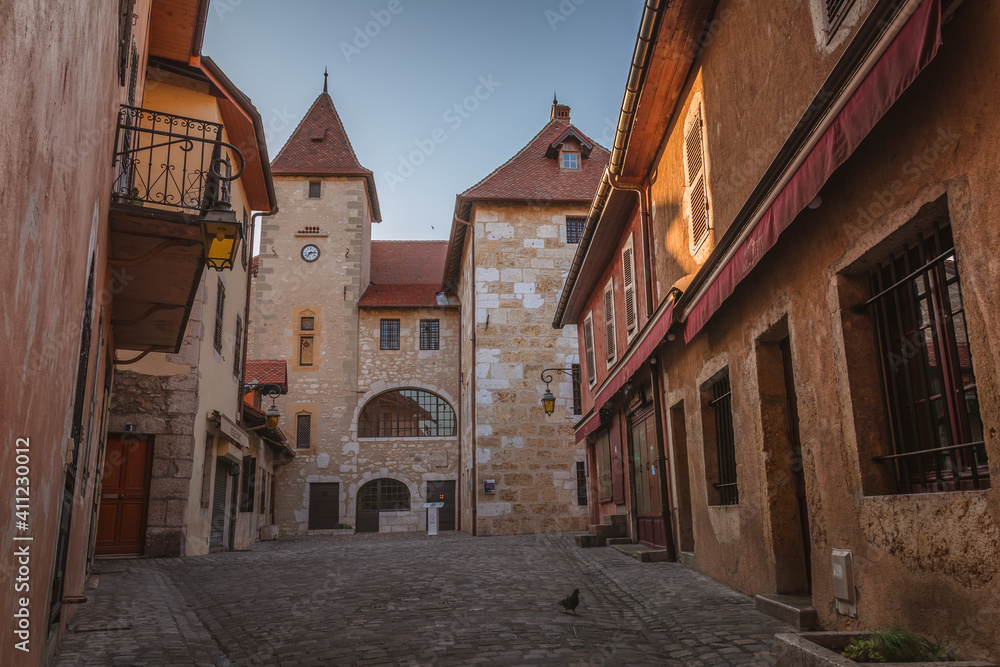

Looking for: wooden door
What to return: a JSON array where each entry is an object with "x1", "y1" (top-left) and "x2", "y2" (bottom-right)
[
  {"x1": 631, "y1": 409, "x2": 666, "y2": 548},
  {"x1": 95, "y1": 436, "x2": 152, "y2": 555},
  {"x1": 426, "y1": 481, "x2": 456, "y2": 531},
  {"x1": 356, "y1": 481, "x2": 380, "y2": 533},
  {"x1": 308, "y1": 482, "x2": 340, "y2": 530}
]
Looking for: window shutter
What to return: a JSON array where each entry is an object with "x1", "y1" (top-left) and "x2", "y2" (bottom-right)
[
  {"x1": 233, "y1": 315, "x2": 242, "y2": 377},
  {"x1": 685, "y1": 109, "x2": 709, "y2": 248},
  {"x1": 622, "y1": 238, "x2": 636, "y2": 339},
  {"x1": 583, "y1": 315, "x2": 596, "y2": 386},
  {"x1": 214, "y1": 279, "x2": 225, "y2": 353},
  {"x1": 603, "y1": 280, "x2": 616, "y2": 363}
]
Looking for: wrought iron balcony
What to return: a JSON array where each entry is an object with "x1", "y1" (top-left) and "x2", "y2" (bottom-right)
[{"x1": 111, "y1": 105, "x2": 245, "y2": 213}]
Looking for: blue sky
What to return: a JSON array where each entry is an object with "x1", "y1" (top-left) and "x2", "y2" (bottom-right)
[{"x1": 204, "y1": 0, "x2": 644, "y2": 242}]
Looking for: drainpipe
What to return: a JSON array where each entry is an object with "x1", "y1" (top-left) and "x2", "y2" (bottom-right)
[{"x1": 455, "y1": 214, "x2": 477, "y2": 536}]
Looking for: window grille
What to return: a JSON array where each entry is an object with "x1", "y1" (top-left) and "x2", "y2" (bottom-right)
[
  {"x1": 576, "y1": 461, "x2": 588, "y2": 506},
  {"x1": 583, "y1": 314, "x2": 596, "y2": 386},
  {"x1": 296, "y1": 414, "x2": 311, "y2": 449},
  {"x1": 603, "y1": 279, "x2": 616, "y2": 364},
  {"x1": 684, "y1": 107, "x2": 710, "y2": 250},
  {"x1": 562, "y1": 152, "x2": 579, "y2": 169},
  {"x1": 358, "y1": 479, "x2": 410, "y2": 511},
  {"x1": 865, "y1": 224, "x2": 988, "y2": 492},
  {"x1": 300, "y1": 316, "x2": 314, "y2": 331},
  {"x1": 420, "y1": 320, "x2": 440, "y2": 350},
  {"x1": 380, "y1": 319, "x2": 400, "y2": 350},
  {"x1": 566, "y1": 216, "x2": 586, "y2": 244},
  {"x1": 214, "y1": 278, "x2": 225, "y2": 353},
  {"x1": 572, "y1": 364, "x2": 582, "y2": 415},
  {"x1": 709, "y1": 373, "x2": 739, "y2": 505},
  {"x1": 358, "y1": 389, "x2": 456, "y2": 438},
  {"x1": 308, "y1": 181, "x2": 321, "y2": 198}
]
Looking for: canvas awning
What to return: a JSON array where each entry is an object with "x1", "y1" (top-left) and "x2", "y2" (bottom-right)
[{"x1": 683, "y1": 0, "x2": 942, "y2": 341}]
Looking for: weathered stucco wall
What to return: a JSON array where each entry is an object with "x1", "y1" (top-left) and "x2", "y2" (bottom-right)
[
  {"x1": 651, "y1": 4, "x2": 1000, "y2": 659},
  {"x1": 461, "y1": 203, "x2": 588, "y2": 535}
]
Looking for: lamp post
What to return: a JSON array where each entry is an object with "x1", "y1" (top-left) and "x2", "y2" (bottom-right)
[{"x1": 540, "y1": 368, "x2": 575, "y2": 417}]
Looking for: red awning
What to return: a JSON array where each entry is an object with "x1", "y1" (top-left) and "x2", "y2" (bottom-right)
[
  {"x1": 684, "y1": 0, "x2": 942, "y2": 342},
  {"x1": 575, "y1": 410, "x2": 601, "y2": 443},
  {"x1": 593, "y1": 299, "x2": 675, "y2": 412}
]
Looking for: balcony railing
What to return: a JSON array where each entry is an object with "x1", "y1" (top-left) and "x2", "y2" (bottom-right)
[{"x1": 112, "y1": 105, "x2": 245, "y2": 213}]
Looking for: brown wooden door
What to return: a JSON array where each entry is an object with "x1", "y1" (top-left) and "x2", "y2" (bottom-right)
[
  {"x1": 95, "y1": 436, "x2": 152, "y2": 555},
  {"x1": 630, "y1": 410, "x2": 666, "y2": 548},
  {"x1": 308, "y1": 482, "x2": 340, "y2": 530},
  {"x1": 426, "y1": 481, "x2": 456, "y2": 531}
]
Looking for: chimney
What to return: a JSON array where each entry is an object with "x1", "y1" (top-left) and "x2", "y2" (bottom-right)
[{"x1": 550, "y1": 94, "x2": 571, "y2": 122}]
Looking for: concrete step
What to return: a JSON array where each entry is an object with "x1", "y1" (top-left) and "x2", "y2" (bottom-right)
[
  {"x1": 755, "y1": 594, "x2": 819, "y2": 631},
  {"x1": 610, "y1": 543, "x2": 672, "y2": 563},
  {"x1": 575, "y1": 533, "x2": 604, "y2": 548}
]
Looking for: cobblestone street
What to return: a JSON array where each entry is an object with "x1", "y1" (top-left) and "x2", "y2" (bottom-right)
[{"x1": 54, "y1": 532, "x2": 792, "y2": 666}]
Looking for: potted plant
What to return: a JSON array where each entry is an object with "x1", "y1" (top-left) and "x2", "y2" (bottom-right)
[
  {"x1": 331, "y1": 523, "x2": 354, "y2": 535},
  {"x1": 775, "y1": 629, "x2": 997, "y2": 666}
]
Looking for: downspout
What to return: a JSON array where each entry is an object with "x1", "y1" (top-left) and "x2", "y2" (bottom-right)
[{"x1": 455, "y1": 214, "x2": 477, "y2": 536}]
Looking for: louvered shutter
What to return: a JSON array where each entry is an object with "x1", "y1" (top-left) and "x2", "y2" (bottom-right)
[
  {"x1": 603, "y1": 280, "x2": 616, "y2": 363},
  {"x1": 685, "y1": 109, "x2": 709, "y2": 248},
  {"x1": 622, "y1": 238, "x2": 636, "y2": 340},
  {"x1": 583, "y1": 315, "x2": 596, "y2": 386}
]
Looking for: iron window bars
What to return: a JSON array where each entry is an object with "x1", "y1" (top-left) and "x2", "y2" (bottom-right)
[
  {"x1": 380, "y1": 319, "x2": 400, "y2": 350},
  {"x1": 864, "y1": 224, "x2": 988, "y2": 492},
  {"x1": 419, "y1": 319, "x2": 440, "y2": 350},
  {"x1": 358, "y1": 389, "x2": 456, "y2": 438},
  {"x1": 710, "y1": 374, "x2": 739, "y2": 505},
  {"x1": 358, "y1": 478, "x2": 410, "y2": 511}
]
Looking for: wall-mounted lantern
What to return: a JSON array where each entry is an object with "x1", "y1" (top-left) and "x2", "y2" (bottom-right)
[
  {"x1": 201, "y1": 203, "x2": 242, "y2": 271},
  {"x1": 540, "y1": 368, "x2": 574, "y2": 417}
]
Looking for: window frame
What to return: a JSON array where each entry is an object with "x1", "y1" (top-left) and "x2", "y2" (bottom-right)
[
  {"x1": 419, "y1": 319, "x2": 440, "y2": 350},
  {"x1": 824, "y1": 0, "x2": 855, "y2": 41},
  {"x1": 583, "y1": 312, "x2": 597, "y2": 388},
  {"x1": 295, "y1": 413, "x2": 312, "y2": 450},
  {"x1": 308, "y1": 180, "x2": 321, "y2": 198},
  {"x1": 603, "y1": 277, "x2": 617, "y2": 367},
  {"x1": 572, "y1": 363, "x2": 582, "y2": 415},
  {"x1": 703, "y1": 370, "x2": 739, "y2": 506},
  {"x1": 213, "y1": 277, "x2": 225, "y2": 354},
  {"x1": 576, "y1": 461, "x2": 588, "y2": 506},
  {"x1": 380, "y1": 318, "x2": 400, "y2": 351},
  {"x1": 358, "y1": 388, "x2": 457, "y2": 438},
  {"x1": 233, "y1": 314, "x2": 242, "y2": 378},
  {"x1": 622, "y1": 234, "x2": 637, "y2": 342},
  {"x1": 561, "y1": 151, "x2": 579, "y2": 170},
  {"x1": 566, "y1": 216, "x2": 586, "y2": 244},
  {"x1": 683, "y1": 101, "x2": 710, "y2": 254},
  {"x1": 358, "y1": 478, "x2": 411, "y2": 512}
]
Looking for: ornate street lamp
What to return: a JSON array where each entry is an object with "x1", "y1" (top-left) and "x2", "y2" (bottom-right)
[
  {"x1": 540, "y1": 368, "x2": 575, "y2": 417},
  {"x1": 244, "y1": 385, "x2": 283, "y2": 431}
]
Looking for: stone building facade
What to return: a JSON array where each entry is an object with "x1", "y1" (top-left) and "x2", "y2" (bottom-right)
[
  {"x1": 251, "y1": 89, "x2": 460, "y2": 534},
  {"x1": 443, "y1": 101, "x2": 608, "y2": 536},
  {"x1": 556, "y1": 0, "x2": 1000, "y2": 661}
]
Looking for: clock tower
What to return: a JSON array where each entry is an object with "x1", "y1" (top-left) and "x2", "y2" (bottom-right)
[{"x1": 250, "y1": 81, "x2": 381, "y2": 533}]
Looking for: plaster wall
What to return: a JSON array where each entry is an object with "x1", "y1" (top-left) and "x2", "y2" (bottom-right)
[
  {"x1": 460, "y1": 203, "x2": 588, "y2": 535},
  {"x1": 652, "y1": 5, "x2": 1000, "y2": 659}
]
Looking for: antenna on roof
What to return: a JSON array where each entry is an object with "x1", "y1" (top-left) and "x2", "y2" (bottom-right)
[{"x1": 323, "y1": 66, "x2": 329, "y2": 94}]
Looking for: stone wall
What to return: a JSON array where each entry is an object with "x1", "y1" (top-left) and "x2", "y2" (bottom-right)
[{"x1": 461, "y1": 203, "x2": 589, "y2": 535}]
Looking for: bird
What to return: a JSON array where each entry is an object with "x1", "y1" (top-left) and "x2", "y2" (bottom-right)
[{"x1": 558, "y1": 588, "x2": 580, "y2": 615}]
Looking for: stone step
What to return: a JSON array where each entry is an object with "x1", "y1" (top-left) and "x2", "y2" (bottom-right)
[
  {"x1": 606, "y1": 537, "x2": 632, "y2": 546},
  {"x1": 755, "y1": 594, "x2": 819, "y2": 631},
  {"x1": 575, "y1": 533, "x2": 604, "y2": 548},
  {"x1": 610, "y1": 543, "x2": 672, "y2": 562}
]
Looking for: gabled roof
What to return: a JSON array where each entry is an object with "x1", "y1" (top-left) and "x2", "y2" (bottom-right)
[
  {"x1": 270, "y1": 91, "x2": 381, "y2": 221},
  {"x1": 359, "y1": 241, "x2": 454, "y2": 308},
  {"x1": 443, "y1": 114, "x2": 609, "y2": 290},
  {"x1": 460, "y1": 119, "x2": 608, "y2": 202}
]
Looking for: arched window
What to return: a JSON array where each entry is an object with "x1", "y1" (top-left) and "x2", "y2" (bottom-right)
[
  {"x1": 358, "y1": 389, "x2": 456, "y2": 437},
  {"x1": 358, "y1": 479, "x2": 410, "y2": 511}
]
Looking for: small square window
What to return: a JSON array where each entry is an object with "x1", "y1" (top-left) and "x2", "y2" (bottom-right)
[
  {"x1": 419, "y1": 320, "x2": 439, "y2": 350},
  {"x1": 300, "y1": 316, "x2": 314, "y2": 331},
  {"x1": 380, "y1": 319, "x2": 400, "y2": 350},
  {"x1": 308, "y1": 181, "x2": 321, "y2": 198},
  {"x1": 566, "y1": 216, "x2": 586, "y2": 244},
  {"x1": 561, "y1": 152, "x2": 579, "y2": 169}
]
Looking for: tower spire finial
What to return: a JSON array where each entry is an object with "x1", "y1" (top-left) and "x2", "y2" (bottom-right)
[
  {"x1": 323, "y1": 67, "x2": 329, "y2": 94},
  {"x1": 553, "y1": 91, "x2": 558, "y2": 105}
]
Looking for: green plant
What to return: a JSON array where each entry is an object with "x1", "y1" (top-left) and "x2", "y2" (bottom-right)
[
  {"x1": 841, "y1": 629, "x2": 955, "y2": 663},
  {"x1": 334, "y1": 523, "x2": 353, "y2": 529}
]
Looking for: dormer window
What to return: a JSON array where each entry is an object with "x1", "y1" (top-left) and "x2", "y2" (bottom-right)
[{"x1": 561, "y1": 151, "x2": 579, "y2": 170}]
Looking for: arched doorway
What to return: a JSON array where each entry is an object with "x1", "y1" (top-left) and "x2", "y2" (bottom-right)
[{"x1": 356, "y1": 478, "x2": 410, "y2": 533}]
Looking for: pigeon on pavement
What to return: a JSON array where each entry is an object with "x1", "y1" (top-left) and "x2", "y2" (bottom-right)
[{"x1": 558, "y1": 588, "x2": 580, "y2": 615}]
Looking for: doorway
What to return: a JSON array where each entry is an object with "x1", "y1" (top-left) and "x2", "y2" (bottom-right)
[
  {"x1": 629, "y1": 406, "x2": 666, "y2": 548},
  {"x1": 669, "y1": 401, "x2": 695, "y2": 553},
  {"x1": 95, "y1": 435, "x2": 153, "y2": 555},
  {"x1": 426, "y1": 480, "x2": 456, "y2": 531},
  {"x1": 308, "y1": 482, "x2": 340, "y2": 530},
  {"x1": 209, "y1": 459, "x2": 229, "y2": 549}
]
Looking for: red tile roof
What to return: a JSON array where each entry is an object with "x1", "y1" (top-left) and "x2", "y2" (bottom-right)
[
  {"x1": 245, "y1": 359, "x2": 288, "y2": 387},
  {"x1": 359, "y1": 241, "x2": 452, "y2": 308},
  {"x1": 270, "y1": 92, "x2": 382, "y2": 221},
  {"x1": 460, "y1": 118, "x2": 609, "y2": 202}
]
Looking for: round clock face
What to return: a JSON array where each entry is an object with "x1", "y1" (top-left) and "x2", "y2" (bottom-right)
[{"x1": 301, "y1": 244, "x2": 320, "y2": 262}]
